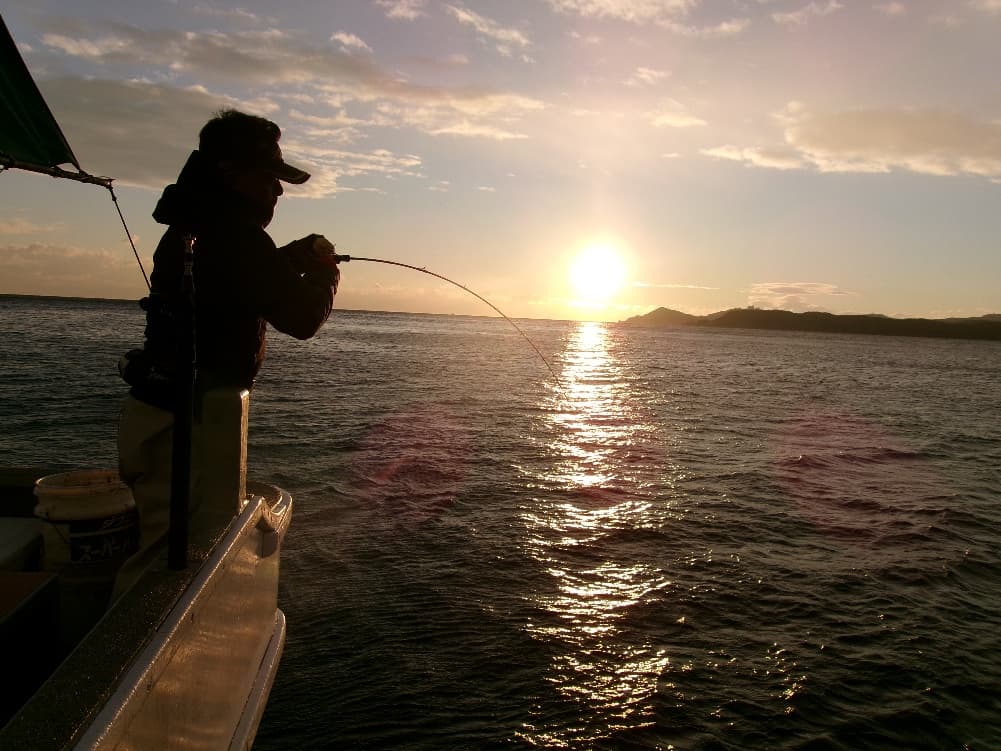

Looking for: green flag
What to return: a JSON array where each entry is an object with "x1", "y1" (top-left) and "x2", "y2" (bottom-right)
[{"x1": 0, "y1": 13, "x2": 80, "y2": 170}]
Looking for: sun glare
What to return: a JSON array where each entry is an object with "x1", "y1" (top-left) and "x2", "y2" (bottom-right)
[{"x1": 570, "y1": 244, "x2": 627, "y2": 303}]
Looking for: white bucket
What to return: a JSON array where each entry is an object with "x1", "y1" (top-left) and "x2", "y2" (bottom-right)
[{"x1": 34, "y1": 470, "x2": 139, "y2": 570}]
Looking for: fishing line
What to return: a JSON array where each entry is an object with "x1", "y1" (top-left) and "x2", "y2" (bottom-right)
[{"x1": 333, "y1": 253, "x2": 567, "y2": 398}]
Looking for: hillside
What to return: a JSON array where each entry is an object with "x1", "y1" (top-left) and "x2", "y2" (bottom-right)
[{"x1": 621, "y1": 307, "x2": 1001, "y2": 342}]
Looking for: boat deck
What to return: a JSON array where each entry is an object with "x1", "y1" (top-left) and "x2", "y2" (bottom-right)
[{"x1": 0, "y1": 468, "x2": 291, "y2": 751}]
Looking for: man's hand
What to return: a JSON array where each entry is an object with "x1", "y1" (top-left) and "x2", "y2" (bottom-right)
[
  {"x1": 284, "y1": 233, "x2": 337, "y2": 266},
  {"x1": 283, "y1": 234, "x2": 340, "y2": 289}
]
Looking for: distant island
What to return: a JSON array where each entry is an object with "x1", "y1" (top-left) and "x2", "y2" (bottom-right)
[{"x1": 620, "y1": 307, "x2": 1001, "y2": 342}]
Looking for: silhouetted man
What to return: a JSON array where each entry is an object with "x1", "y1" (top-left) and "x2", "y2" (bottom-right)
[{"x1": 116, "y1": 109, "x2": 339, "y2": 595}]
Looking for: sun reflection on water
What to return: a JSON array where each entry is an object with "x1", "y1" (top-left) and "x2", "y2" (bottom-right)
[{"x1": 519, "y1": 321, "x2": 670, "y2": 747}]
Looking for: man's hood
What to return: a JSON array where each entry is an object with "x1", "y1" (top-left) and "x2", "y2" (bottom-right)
[
  {"x1": 152, "y1": 150, "x2": 222, "y2": 230},
  {"x1": 152, "y1": 150, "x2": 273, "y2": 230}
]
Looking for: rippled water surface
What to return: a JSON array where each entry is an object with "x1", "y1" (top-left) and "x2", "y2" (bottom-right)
[{"x1": 2, "y1": 296, "x2": 1000, "y2": 749}]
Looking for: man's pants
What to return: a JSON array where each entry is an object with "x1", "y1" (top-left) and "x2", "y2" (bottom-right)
[{"x1": 113, "y1": 395, "x2": 204, "y2": 600}]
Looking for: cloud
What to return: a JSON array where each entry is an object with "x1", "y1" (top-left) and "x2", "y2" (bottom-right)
[
  {"x1": 418, "y1": 52, "x2": 468, "y2": 66},
  {"x1": 31, "y1": 76, "x2": 434, "y2": 196},
  {"x1": 0, "y1": 243, "x2": 142, "y2": 298},
  {"x1": 548, "y1": 0, "x2": 749, "y2": 36},
  {"x1": 288, "y1": 109, "x2": 366, "y2": 129},
  {"x1": 285, "y1": 144, "x2": 423, "y2": 197},
  {"x1": 375, "y1": 0, "x2": 428, "y2": 20},
  {"x1": 748, "y1": 282, "x2": 854, "y2": 311},
  {"x1": 650, "y1": 99, "x2": 706, "y2": 128},
  {"x1": 429, "y1": 121, "x2": 529, "y2": 139},
  {"x1": 705, "y1": 105, "x2": 1001, "y2": 180},
  {"x1": 30, "y1": 19, "x2": 545, "y2": 177},
  {"x1": 37, "y1": 20, "x2": 399, "y2": 87},
  {"x1": 191, "y1": 5, "x2": 276, "y2": 26},
  {"x1": 970, "y1": 0, "x2": 1001, "y2": 13},
  {"x1": 546, "y1": 0, "x2": 697, "y2": 22},
  {"x1": 701, "y1": 144, "x2": 805, "y2": 169},
  {"x1": 444, "y1": 4, "x2": 531, "y2": 56},
  {"x1": 30, "y1": 20, "x2": 413, "y2": 113},
  {"x1": 633, "y1": 281, "x2": 718, "y2": 290},
  {"x1": 625, "y1": 66, "x2": 670, "y2": 87},
  {"x1": 371, "y1": 91, "x2": 542, "y2": 140},
  {"x1": 657, "y1": 17, "x2": 751, "y2": 37},
  {"x1": 786, "y1": 108, "x2": 1001, "y2": 178},
  {"x1": 773, "y1": 1, "x2": 844, "y2": 26},
  {"x1": 0, "y1": 216, "x2": 58, "y2": 235},
  {"x1": 331, "y1": 31, "x2": 372, "y2": 53},
  {"x1": 35, "y1": 20, "x2": 543, "y2": 112},
  {"x1": 873, "y1": 2, "x2": 906, "y2": 16},
  {"x1": 37, "y1": 77, "x2": 234, "y2": 187},
  {"x1": 568, "y1": 30, "x2": 602, "y2": 44}
]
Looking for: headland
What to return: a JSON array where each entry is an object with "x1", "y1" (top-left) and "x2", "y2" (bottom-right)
[{"x1": 620, "y1": 307, "x2": 1001, "y2": 342}]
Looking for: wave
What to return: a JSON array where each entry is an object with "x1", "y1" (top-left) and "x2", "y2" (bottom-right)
[{"x1": 775, "y1": 446, "x2": 930, "y2": 470}]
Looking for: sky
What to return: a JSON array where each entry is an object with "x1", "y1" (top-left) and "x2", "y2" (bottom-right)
[{"x1": 1, "y1": 0, "x2": 999, "y2": 322}]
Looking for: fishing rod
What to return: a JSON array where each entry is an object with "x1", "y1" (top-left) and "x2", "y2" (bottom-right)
[{"x1": 331, "y1": 252, "x2": 567, "y2": 398}]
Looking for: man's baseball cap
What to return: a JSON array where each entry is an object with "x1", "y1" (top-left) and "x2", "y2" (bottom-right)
[
  {"x1": 256, "y1": 141, "x2": 311, "y2": 184},
  {"x1": 200, "y1": 110, "x2": 311, "y2": 184}
]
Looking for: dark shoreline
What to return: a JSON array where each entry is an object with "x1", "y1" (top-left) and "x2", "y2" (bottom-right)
[
  {"x1": 5, "y1": 294, "x2": 999, "y2": 340},
  {"x1": 0, "y1": 292, "x2": 136, "y2": 305},
  {"x1": 621, "y1": 306, "x2": 1001, "y2": 342}
]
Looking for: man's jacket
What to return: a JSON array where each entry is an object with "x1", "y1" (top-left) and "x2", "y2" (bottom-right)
[{"x1": 125, "y1": 151, "x2": 335, "y2": 410}]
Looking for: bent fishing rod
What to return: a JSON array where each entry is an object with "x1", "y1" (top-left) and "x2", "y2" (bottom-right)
[{"x1": 331, "y1": 252, "x2": 567, "y2": 398}]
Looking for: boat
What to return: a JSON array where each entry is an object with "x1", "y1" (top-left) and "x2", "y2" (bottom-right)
[{"x1": 0, "y1": 14, "x2": 292, "y2": 750}]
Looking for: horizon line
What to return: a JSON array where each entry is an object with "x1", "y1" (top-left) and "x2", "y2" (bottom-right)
[{"x1": 1, "y1": 292, "x2": 998, "y2": 324}]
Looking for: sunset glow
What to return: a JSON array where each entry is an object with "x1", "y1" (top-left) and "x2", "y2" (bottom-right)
[
  {"x1": 570, "y1": 245, "x2": 627, "y2": 305},
  {"x1": 0, "y1": 3, "x2": 998, "y2": 321}
]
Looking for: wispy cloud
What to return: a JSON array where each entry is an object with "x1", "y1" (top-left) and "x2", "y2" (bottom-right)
[
  {"x1": 0, "y1": 243, "x2": 141, "y2": 298},
  {"x1": 547, "y1": 0, "x2": 748, "y2": 36},
  {"x1": 650, "y1": 99, "x2": 706, "y2": 128},
  {"x1": 372, "y1": 92, "x2": 542, "y2": 140},
  {"x1": 375, "y1": 0, "x2": 428, "y2": 21},
  {"x1": 28, "y1": 75, "x2": 432, "y2": 197},
  {"x1": 773, "y1": 1, "x2": 844, "y2": 26},
  {"x1": 657, "y1": 17, "x2": 750, "y2": 37},
  {"x1": 35, "y1": 77, "x2": 234, "y2": 186},
  {"x1": 568, "y1": 30, "x2": 602, "y2": 44},
  {"x1": 633, "y1": 281, "x2": 718, "y2": 290},
  {"x1": 706, "y1": 104, "x2": 1001, "y2": 180},
  {"x1": 970, "y1": 0, "x2": 1001, "y2": 13},
  {"x1": 287, "y1": 108, "x2": 368, "y2": 145},
  {"x1": 546, "y1": 0, "x2": 697, "y2": 22},
  {"x1": 701, "y1": 144, "x2": 804, "y2": 170},
  {"x1": 873, "y1": 2, "x2": 907, "y2": 16},
  {"x1": 786, "y1": 107, "x2": 1001, "y2": 178},
  {"x1": 444, "y1": 4, "x2": 531, "y2": 56},
  {"x1": 191, "y1": 5, "x2": 276, "y2": 26},
  {"x1": 331, "y1": 31, "x2": 372, "y2": 53},
  {"x1": 625, "y1": 66, "x2": 670, "y2": 87},
  {"x1": 30, "y1": 19, "x2": 545, "y2": 188},
  {"x1": 0, "y1": 216, "x2": 58, "y2": 235},
  {"x1": 748, "y1": 281, "x2": 854, "y2": 311},
  {"x1": 429, "y1": 121, "x2": 529, "y2": 139}
]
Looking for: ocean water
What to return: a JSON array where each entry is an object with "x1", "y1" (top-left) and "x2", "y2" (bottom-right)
[{"x1": 1, "y1": 295, "x2": 1000, "y2": 750}]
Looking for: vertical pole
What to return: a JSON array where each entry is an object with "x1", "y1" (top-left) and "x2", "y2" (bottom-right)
[{"x1": 168, "y1": 233, "x2": 196, "y2": 570}]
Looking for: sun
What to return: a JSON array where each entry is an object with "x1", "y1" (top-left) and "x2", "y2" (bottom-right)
[{"x1": 569, "y1": 243, "x2": 627, "y2": 303}]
